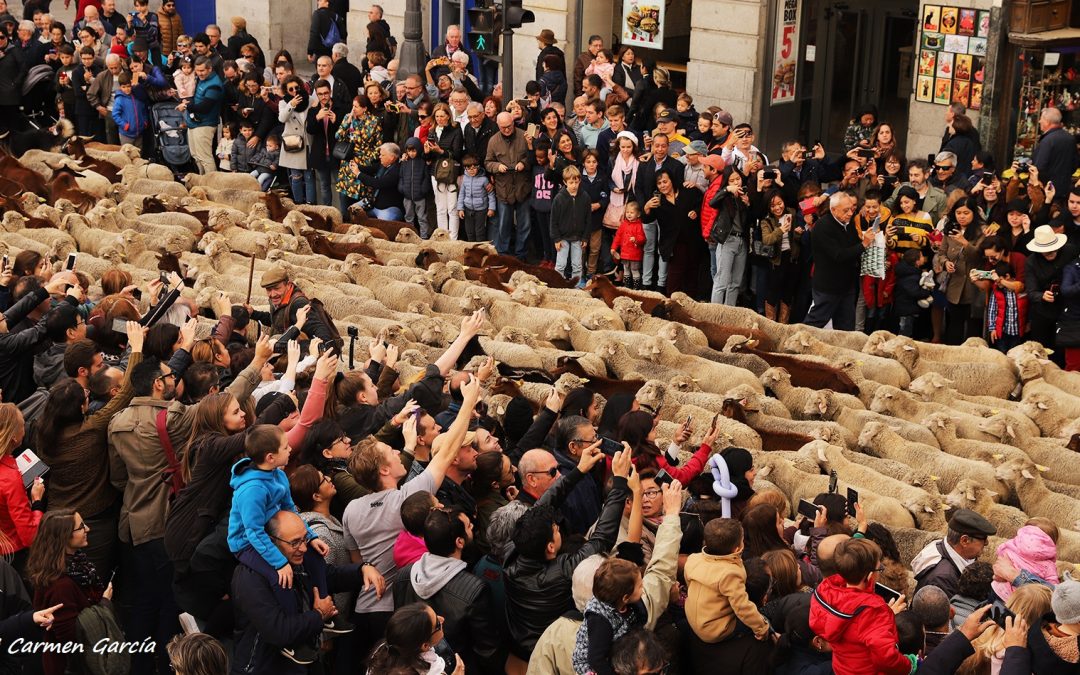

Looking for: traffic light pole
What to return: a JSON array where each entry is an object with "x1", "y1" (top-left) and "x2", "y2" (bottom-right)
[{"x1": 502, "y1": 25, "x2": 514, "y2": 101}]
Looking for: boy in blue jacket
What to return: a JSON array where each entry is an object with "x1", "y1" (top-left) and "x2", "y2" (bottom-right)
[
  {"x1": 456, "y1": 154, "x2": 495, "y2": 242},
  {"x1": 227, "y1": 423, "x2": 351, "y2": 664},
  {"x1": 398, "y1": 136, "x2": 434, "y2": 237},
  {"x1": 112, "y1": 72, "x2": 149, "y2": 149}
]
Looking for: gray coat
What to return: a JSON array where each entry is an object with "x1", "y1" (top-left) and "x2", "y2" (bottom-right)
[{"x1": 277, "y1": 100, "x2": 310, "y2": 171}]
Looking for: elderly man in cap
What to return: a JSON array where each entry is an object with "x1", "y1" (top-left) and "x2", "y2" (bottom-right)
[
  {"x1": 246, "y1": 264, "x2": 338, "y2": 351},
  {"x1": 912, "y1": 508, "x2": 996, "y2": 597},
  {"x1": 682, "y1": 140, "x2": 709, "y2": 190}
]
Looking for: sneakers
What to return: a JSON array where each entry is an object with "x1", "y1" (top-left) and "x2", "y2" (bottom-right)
[
  {"x1": 322, "y1": 616, "x2": 354, "y2": 635},
  {"x1": 575, "y1": 277, "x2": 588, "y2": 290},
  {"x1": 280, "y1": 644, "x2": 318, "y2": 665}
]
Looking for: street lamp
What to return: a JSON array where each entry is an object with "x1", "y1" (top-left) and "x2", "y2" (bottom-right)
[{"x1": 398, "y1": 0, "x2": 425, "y2": 77}]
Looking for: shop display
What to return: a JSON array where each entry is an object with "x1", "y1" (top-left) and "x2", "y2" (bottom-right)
[
  {"x1": 1012, "y1": 47, "x2": 1080, "y2": 158},
  {"x1": 917, "y1": 6, "x2": 990, "y2": 108}
]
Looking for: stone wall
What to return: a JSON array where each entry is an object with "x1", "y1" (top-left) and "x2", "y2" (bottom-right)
[{"x1": 685, "y1": 0, "x2": 765, "y2": 123}]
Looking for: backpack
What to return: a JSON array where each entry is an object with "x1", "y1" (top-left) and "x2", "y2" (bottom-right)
[
  {"x1": 321, "y1": 15, "x2": 342, "y2": 49},
  {"x1": 17, "y1": 388, "x2": 49, "y2": 448},
  {"x1": 76, "y1": 603, "x2": 131, "y2": 675},
  {"x1": 434, "y1": 157, "x2": 458, "y2": 185}
]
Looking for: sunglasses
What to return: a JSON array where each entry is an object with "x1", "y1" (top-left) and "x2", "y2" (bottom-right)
[
  {"x1": 431, "y1": 618, "x2": 444, "y2": 635},
  {"x1": 526, "y1": 467, "x2": 559, "y2": 478}
]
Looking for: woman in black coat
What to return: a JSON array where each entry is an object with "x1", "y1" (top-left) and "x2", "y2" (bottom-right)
[
  {"x1": 235, "y1": 74, "x2": 277, "y2": 147},
  {"x1": 649, "y1": 169, "x2": 705, "y2": 296},
  {"x1": 612, "y1": 46, "x2": 645, "y2": 95}
]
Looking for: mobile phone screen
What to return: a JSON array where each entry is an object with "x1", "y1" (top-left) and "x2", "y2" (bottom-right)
[
  {"x1": 797, "y1": 499, "x2": 819, "y2": 520},
  {"x1": 847, "y1": 487, "x2": 859, "y2": 518},
  {"x1": 874, "y1": 582, "x2": 901, "y2": 604},
  {"x1": 599, "y1": 437, "x2": 623, "y2": 456}
]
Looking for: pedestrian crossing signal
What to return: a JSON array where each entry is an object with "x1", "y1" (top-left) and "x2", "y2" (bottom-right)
[{"x1": 468, "y1": 6, "x2": 499, "y2": 55}]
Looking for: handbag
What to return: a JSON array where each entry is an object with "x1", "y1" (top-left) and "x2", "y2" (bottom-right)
[
  {"x1": 331, "y1": 140, "x2": 353, "y2": 162},
  {"x1": 282, "y1": 134, "x2": 305, "y2": 153},
  {"x1": 602, "y1": 202, "x2": 625, "y2": 229}
]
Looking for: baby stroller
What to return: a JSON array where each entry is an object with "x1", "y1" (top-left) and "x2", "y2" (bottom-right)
[
  {"x1": 151, "y1": 102, "x2": 194, "y2": 178},
  {"x1": 20, "y1": 64, "x2": 57, "y2": 130}
]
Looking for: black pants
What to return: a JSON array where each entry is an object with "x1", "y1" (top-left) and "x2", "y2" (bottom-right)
[
  {"x1": 121, "y1": 539, "x2": 180, "y2": 675},
  {"x1": 1031, "y1": 314, "x2": 1065, "y2": 366},
  {"x1": 350, "y1": 610, "x2": 393, "y2": 666},
  {"x1": 461, "y1": 208, "x2": 488, "y2": 241},
  {"x1": 804, "y1": 287, "x2": 858, "y2": 331},
  {"x1": 944, "y1": 302, "x2": 971, "y2": 345}
]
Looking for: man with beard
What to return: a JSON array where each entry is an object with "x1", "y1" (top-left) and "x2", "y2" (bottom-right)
[{"x1": 107, "y1": 306, "x2": 271, "y2": 674}]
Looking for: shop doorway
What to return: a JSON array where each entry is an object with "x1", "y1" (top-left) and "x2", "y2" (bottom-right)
[{"x1": 809, "y1": 0, "x2": 918, "y2": 150}]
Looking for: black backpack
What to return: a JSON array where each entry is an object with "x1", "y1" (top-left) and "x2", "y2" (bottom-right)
[{"x1": 305, "y1": 297, "x2": 344, "y2": 355}]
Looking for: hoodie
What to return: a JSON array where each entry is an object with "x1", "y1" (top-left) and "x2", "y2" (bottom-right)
[
  {"x1": 809, "y1": 575, "x2": 912, "y2": 675},
  {"x1": 32, "y1": 342, "x2": 66, "y2": 390},
  {"x1": 226, "y1": 457, "x2": 315, "y2": 570},
  {"x1": 409, "y1": 552, "x2": 467, "y2": 600},
  {"x1": 991, "y1": 526, "x2": 1059, "y2": 602}
]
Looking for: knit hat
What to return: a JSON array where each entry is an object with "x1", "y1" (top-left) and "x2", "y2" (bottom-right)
[
  {"x1": 255, "y1": 390, "x2": 297, "y2": 423},
  {"x1": 615, "y1": 130, "x2": 638, "y2": 147},
  {"x1": 1053, "y1": 572, "x2": 1080, "y2": 624},
  {"x1": 502, "y1": 396, "x2": 535, "y2": 446}
]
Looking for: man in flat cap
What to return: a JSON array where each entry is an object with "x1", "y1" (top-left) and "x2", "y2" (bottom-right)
[
  {"x1": 912, "y1": 508, "x2": 996, "y2": 597},
  {"x1": 246, "y1": 264, "x2": 339, "y2": 351}
]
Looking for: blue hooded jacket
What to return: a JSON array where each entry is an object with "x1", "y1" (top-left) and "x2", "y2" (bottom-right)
[
  {"x1": 111, "y1": 89, "x2": 148, "y2": 137},
  {"x1": 226, "y1": 457, "x2": 315, "y2": 570}
]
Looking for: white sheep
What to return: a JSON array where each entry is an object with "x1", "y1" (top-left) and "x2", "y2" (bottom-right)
[
  {"x1": 118, "y1": 161, "x2": 174, "y2": 183},
  {"x1": 184, "y1": 171, "x2": 261, "y2": 192},
  {"x1": 781, "y1": 330, "x2": 911, "y2": 388},
  {"x1": 921, "y1": 412, "x2": 1031, "y2": 466},
  {"x1": 1019, "y1": 393, "x2": 1075, "y2": 439},
  {"x1": 944, "y1": 480, "x2": 1028, "y2": 540},
  {"x1": 1004, "y1": 460, "x2": 1080, "y2": 531},
  {"x1": 882, "y1": 340, "x2": 1017, "y2": 399},
  {"x1": 907, "y1": 372, "x2": 1036, "y2": 436},
  {"x1": 635, "y1": 335, "x2": 763, "y2": 394},
  {"x1": 85, "y1": 143, "x2": 141, "y2": 167},
  {"x1": 595, "y1": 338, "x2": 679, "y2": 383},
  {"x1": 805, "y1": 389, "x2": 940, "y2": 448},
  {"x1": 869, "y1": 385, "x2": 999, "y2": 442},
  {"x1": 761, "y1": 366, "x2": 863, "y2": 419},
  {"x1": 977, "y1": 415, "x2": 1080, "y2": 486}
]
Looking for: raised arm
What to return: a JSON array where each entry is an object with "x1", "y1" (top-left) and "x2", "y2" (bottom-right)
[
  {"x1": 425, "y1": 375, "x2": 481, "y2": 490},
  {"x1": 434, "y1": 310, "x2": 485, "y2": 376}
]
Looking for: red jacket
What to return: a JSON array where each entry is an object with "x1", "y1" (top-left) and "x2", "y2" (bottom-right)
[
  {"x1": 632, "y1": 443, "x2": 712, "y2": 484},
  {"x1": 700, "y1": 175, "x2": 724, "y2": 240},
  {"x1": 0, "y1": 455, "x2": 40, "y2": 553},
  {"x1": 612, "y1": 217, "x2": 646, "y2": 262},
  {"x1": 809, "y1": 575, "x2": 911, "y2": 675}
]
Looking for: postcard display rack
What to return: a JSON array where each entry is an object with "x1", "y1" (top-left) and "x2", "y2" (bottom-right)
[
  {"x1": 916, "y1": 5, "x2": 990, "y2": 107},
  {"x1": 1012, "y1": 48, "x2": 1080, "y2": 158}
]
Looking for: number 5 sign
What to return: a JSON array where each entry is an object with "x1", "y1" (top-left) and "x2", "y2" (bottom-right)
[{"x1": 771, "y1": 0, "x2": 802, "y2": 105}]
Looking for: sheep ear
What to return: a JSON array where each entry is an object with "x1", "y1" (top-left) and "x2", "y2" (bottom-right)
[
  {"x1": 816, "y1": 446, "x2": 828, "y2": 463},
  {"x1": 964, "y1": 487, "x2": 976, "y2": 502},
  {"x1": 985, "y1": 489, "x2": 999, "y2": 498},
  {"x1": 1005, "y1": 423, "x2": 1016, "y2": 438},
  {"x1": 817, "y1": 399, "x2": 828, "y2": 416},
  {"x1": 759, "y1": 465, "x2": 772, "y2": 478},
  {"x1": 924, "y1": 505, "x2": 936, "y2": 514},
  {"x1": 903, "y1": 345, "x2": 916, "y2": 351},
  {"x1": 1021, "y1": 469, "x2": 1035, "y2": 479},
  {"x1": 1038, "y1": 401, "x2": 1049, "y2": 410}
]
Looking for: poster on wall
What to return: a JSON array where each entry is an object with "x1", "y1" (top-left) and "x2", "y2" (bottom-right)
[
  {"x1": 770, "y1": 0, "x2": 801, "y2": 104},
  {"x1": 917, "y1": 75, "x2": 934, "y2": 102},
  {"x1": 916, "y1": 4, "x2": 988, "y2": 107},
  {"x1": 622, "y1": 1, "x2": 664, "y2": 50}
]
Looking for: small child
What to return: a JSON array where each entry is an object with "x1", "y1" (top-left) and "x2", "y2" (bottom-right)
[
  {"x1": 691, "y1": 111, "x2": 714, "y2": 143},
  {"x1": 893, "y1": 249, "x2": 932, "y2": 338},
  {"x1": 550, "y1": 165, "x2": 592, "y2": 286},
  {"x1": 173, "y1": 55, "x2": 195, "y2": 100},
  {"x1": 398, "y1": 137, "x2": 434, "y2": 237},
  {"x1": 982, "y1": 259, "x2": 1026, "y2": 353},
  {"x1": 990, "y1": 525, "x2": 1059, "y2": 603},
  {"x1": 226, "y1": 425, "x2": 350, "y2": 660},
  {"x1": 393, "y1": 491, "x2": 435, "y2": 569},
  {"x1": 217, "y1": 122, "x2": 236, "y2": 172},
  {"x1": 231, "y1": 120, "x2": 257, "y2": 174},
  {"x1": 676, "y1": 92, "x2": 698, "y2": 135},
  {"x1": 684, "y1": 519, "x2": 771, "y2": 644},
  {"x1": 530, "y1": 139, "x2": 557, "y2": 265},
  {"x1": 112, "y1": 71, "x2": 149, "y2": 148},
  {"x1": 456, "y1": 154, "x2": 495, "y2": 242},
  {"x1": 585, "y1": 48, "x2": 615, "y2": 82},
  {"x1": 250, "y1": 135, "x2": 281, "y2": 191},
  {"x1": 611, "y1": 201, "x2": 645, "y2": 289},
  {"x1": 571, "y1": 558, "x2": 646, "y2": 675},
  {"x1": 810, "y1": 538, "x2": 913, "y2": 674}
]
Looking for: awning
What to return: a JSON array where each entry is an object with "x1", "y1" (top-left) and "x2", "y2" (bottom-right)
[{"x1": 1009, "y1": 27, "x2": 1080, "y2": 48}]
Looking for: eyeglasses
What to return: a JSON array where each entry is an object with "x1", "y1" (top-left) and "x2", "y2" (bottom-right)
[
  {"x1": 642, "y1": 489, "x2": 662, "y2": 498},
  {"x1": 526, "y1": 467, "x2": 559, "y2": 478},
  {"x1": 431, "y1": 618, "x2": 444, "y2": 635},
  {"x1": 157, "y1": 372, "x2": 177, "y2": 383},
  {"x1": 571, "y1": 436, "x2": 598, "y2": 445},
  {"x1": 270, "y1": 533, "x2": 312, "y2": 550},
  {"x1": 72, "y1": 522, "x2": 89, "y2": 533},
  {"x1": 321, "y1": 475, "x2": 332, "y2": 485}
]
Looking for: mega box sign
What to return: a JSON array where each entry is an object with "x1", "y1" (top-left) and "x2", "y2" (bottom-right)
[{"x1": 771, "y1": 0, "x2": 802, "y2": 105}]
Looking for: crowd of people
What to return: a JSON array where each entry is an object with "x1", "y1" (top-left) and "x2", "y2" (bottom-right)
[{"x1": 0, "y1": 2, "x2": 1080, "y2": 675}]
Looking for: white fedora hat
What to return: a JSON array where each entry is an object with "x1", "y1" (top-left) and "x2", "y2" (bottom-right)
[{"x1": 1027, "y1": 224, "x2": 1067, "y2": 253}]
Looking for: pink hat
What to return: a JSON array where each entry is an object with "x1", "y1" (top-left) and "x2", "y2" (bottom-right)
[{"x1": 701, "y1": 154, "x2": 725, "y2": 172}]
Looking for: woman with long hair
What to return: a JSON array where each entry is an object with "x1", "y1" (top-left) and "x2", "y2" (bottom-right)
[
  {"x1": 27, "y1": 509, "x2": 113, "y2": 675},
  {"x1": 612, "y1": 46, "x2": 643, "y2": 95},
  {"x1": 649, "y1": 168, "x2": 705, "y2": 296},
  {"x1": 740, "y1": 503, "x2": 789, "y2": 559},
  {"x1": 278, "y1": 74, "x2": 316, "y2": 205},
  {"x1": 606, "y1": 132, "x2": 640, "y2": 281},
  {"x1": 0, "y1": 404, "x2": 44, "y2": 569},
  {"x1": 709, "y1": 165, "x2": 753, "y2": 306},
  {"x1": 335, "y1": 93, "x2": 383, "y2": 218},
  {"x1": 957, "y1": 583, "x2": 1052, "y2": 675},
  {"x1": 33, "y1": 323, "x2": 142, "y2": 578},
  {"x1": 469, "y1": 451, "x2": 517, "y2": 556},
  {"x1": 617, "y1": 410, "x2": 719, "y2": 484},
  {"x1": 426, "y1": 102, "x2": 464, "y2": 239},
  {"x1": 299, "y1": 419, "x2": 361, "y2": 519},
  {"x1": 759, "y1": 189, "x2": 800, "y2": 322},
  {"x1": 872, "y1": 122, "x2": 897, "y2": 173},
  {"x1": 935, "y1": 196, "x2": 994, "y2": 344},
  {"x1": 368, "y1": 602, "x2": 463, "y2": 675}
]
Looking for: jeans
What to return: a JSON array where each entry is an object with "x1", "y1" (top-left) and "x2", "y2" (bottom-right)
[
  {"x1": 371, "y1": 206, "x2": 404, "y2": 221},
  {"x1": 252, "y1": 170, "x2": 274, "y2": 190},
  {"x1": 711, "y1": 236, "x2": 746, "y2": 305},
  {"x1": 288, "y1": 168, "x2": 316, "y2": 204},
  {"x1": 643, "y1": 220, "x2": 667, "y2": 286},
  {"x1": 495, "y1": 200, "x2": 531, "y2": 259},
  {"x1": 433, "y1": 180, "x2": 460, "y2": 238},
  {"x1": 122, "y1": 539, "x2": 179, "y2": 675},
  {"x1": 404, "y1": 199, "x2": 430, "y2": 237},
  {"x1": 313, "y1": 166, "x2": 334, "y2": 206},
  {"x1": 555, "y1": 240, "x2": 584, "y2": 280},
  {"x1": 804, "y1": 288, "x2": 858, "y2": 330},
  {"x1": 708, "y1": 242, "x2": 718, "y2": 278}
]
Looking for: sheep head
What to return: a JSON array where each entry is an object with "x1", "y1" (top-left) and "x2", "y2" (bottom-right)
[
  {"x1": 1019, "y1": 392, "x2": 1054, "y2": 418},
  {"x1": 1008, "y1": 341, "x2": 1050, "y2": 363},
  {"x1": 54, "y1": 198, "x2": 77, "y2": 214},
  {"x1": 760, "y1": 367, "x2": 790, "y2": 389},
  {"x1": 109, "y1": 182, "x2": 129, "y2": 202},
  {"x1": 945, "y1": 480, "x2": 995, "y2": 511},
  {"x1": 637, "y1": 335, "x2": 675, "y2": 362},
  {"x1": 395, "y1": 228, "x2": 422, "y2": 244},
  {"x1": 668, "y1": 374, "x2": 700, "y2": 392},
  {"x1": 803, "y1": 390, "x2": 836, "y2": 420},
  {"x1": 780, "y1": 330, "x2": 815, "y2": 353},
  {"x1": 978, "y1": 415, "x2": 1015, "y2": 443},
  {"x1": 996, "y1": 458, "x2": 1040, "y2": 484},
  {"x1": 1, "y1": 211, "x2": 26, "y2": 232},
  {"x1": 543, "y1": 318, "x2": 574, "y2": 344},
  {"x1": 723, "y1": 334, "x2": 759, "y2": 352},
  {"x1": 427, "y1": 228, "x2": 449, "y2": 241},
  {"x1": 635, "y1": 380, "x2": 667, "y2": 414},
  {"x1": 496, "y1": 326, "x2": 539, "y2": 347},
  {"x1": 49, "y1": 237, "x2": 76, "y2": 260},
  {"x1": 282, "y1": 210, "x2": 310, "y2": 235},
  {"x1": 207, "y1": 208, "x2": 239, "y2": 232},
  {"x1": 920, "y1": 412, "x2": 954, "y2": 435},
  {"x1": 409, "y1": 317, "x2": 446, "y2": 346},
  {"x1": 907, "y1": 372, "x2": 954, "y2": 401},
  {"x1": 869, "y1": 386, "x2": 903, "y2": 415},
  {"x1": 862, "y1": 330, "x2": 896, "y2": 356},
  {"x1": 612, "y1": 296, "x2": 644, "y2": 324},
  {"x1": 509, "y1": 270, "x2": 543, "y2": 287},
  {"x1": 1014, "y1": 353, "x2": 1047, "y2": 382},
  {"x1": 510, "y1": 281, "x2": 543, "y2": 307},
  {"x1": 811, "y1": 425, "x2": 847, "y2": 448},
  {"x1": 582, "y1": 311, "x2": 619, "y2": 331},
  {"x1": 857, "y1": 421, "x2": 890, "y2": 453},
  {"x1": 188, "y1": 185, "x2": 209, "y2": 201},
  {"x1": 660, "y1": 323, "x2": 695, "y2": 350},
  {"x1": 554, "y1": 373, "x2": 588, "y2": 396}
]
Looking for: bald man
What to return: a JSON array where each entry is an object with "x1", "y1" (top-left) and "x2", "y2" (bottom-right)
[
  {"x1": 485, "y1": 112, "x2": 531, "y2": 259},
  {"x1": 816, "y1": 533, "x2": 851, "y2": 578}
]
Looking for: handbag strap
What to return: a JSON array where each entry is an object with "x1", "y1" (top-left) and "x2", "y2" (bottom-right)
[{"x1": 155, "y1": 408, "x2": 184, "y2": 495}]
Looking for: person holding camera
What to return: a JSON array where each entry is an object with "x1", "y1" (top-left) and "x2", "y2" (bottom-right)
[
  {"x1": 306, "y1": 78, "x2": 346, "y2": 207},
  {"x1": 1026, "y1": 225, "x2": 1077, "y2": 361}
]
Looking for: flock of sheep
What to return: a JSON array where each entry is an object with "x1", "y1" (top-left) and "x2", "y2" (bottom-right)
[{"x1": 4, "y1": 143, "x2": 1080, "y2": 589}]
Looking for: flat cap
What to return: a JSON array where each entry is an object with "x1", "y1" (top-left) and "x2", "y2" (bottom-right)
[
  {"x1": 948, "y1": 508, "x2": 996, "y2": 538},
  {"x1": 260, "y1": 264, "x2": 289, "y2": 288}
]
